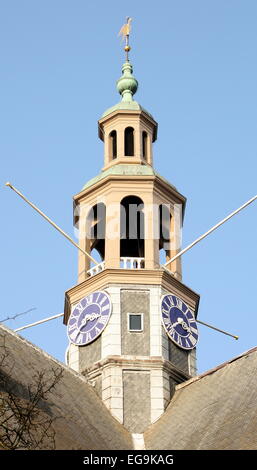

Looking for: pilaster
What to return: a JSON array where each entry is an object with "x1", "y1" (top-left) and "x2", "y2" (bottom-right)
[{"x1": 101, "y1": 287, "x2": 121, "y2": 356}]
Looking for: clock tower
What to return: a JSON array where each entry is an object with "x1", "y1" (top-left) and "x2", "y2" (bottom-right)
[{"x1": 64, "y1": 55, "x2": 200, "y2": 433}]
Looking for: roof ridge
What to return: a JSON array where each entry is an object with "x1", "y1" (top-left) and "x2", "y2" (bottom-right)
[
  {"x1": 176, "y1": 345, "x2": 257, "y2": 391},
  {"x1": 0, "y1": 323, "x2": 90, "y2": 386}
]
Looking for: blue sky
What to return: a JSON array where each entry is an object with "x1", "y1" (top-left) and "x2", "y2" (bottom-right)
[{"x1": 1, "y1": 1, "x2": 257, "y2": 373}]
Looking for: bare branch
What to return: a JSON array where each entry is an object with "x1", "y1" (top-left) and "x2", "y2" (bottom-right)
[
  {"x1": 0, "y1": 307, "x2": 36, "y2": 323},
  {"x1": 0, "y1": 335, "x2": 63, "y2": 450}
]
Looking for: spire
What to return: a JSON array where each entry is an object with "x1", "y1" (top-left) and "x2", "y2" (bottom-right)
[
  {"x1": 117, "y1": 17, "x2": 138, "y2": 102},
  {"x1": 101, "y1": 18, "x2": 155, "y2": 119}
]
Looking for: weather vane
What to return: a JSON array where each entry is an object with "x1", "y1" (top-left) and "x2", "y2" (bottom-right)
[{"x1": 118, "y1": 17, "x2": 132, "y2": 61}]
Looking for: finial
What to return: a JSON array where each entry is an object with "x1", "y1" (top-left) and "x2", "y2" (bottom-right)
[
  {"x1": 116, "y1": 61, "x2": 138, "y2": 102},
  {"x1": 117, "y1": 17, "x2": 138, "y2": 102},
  {"x1": 118, "y1": 17, "x2": 132, "y2": 61}
]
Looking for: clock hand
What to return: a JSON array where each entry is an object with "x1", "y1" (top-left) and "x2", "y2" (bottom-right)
[
  {"x1": 172, "y1": 317, "x2": 183, "y2": 328},
  {"x1": 76, "y1": 313, "x2": 101, "y2": 336},
  {"x1": 75, "y1": 317, "x2": 91, "y2": 340},
  {"x1": 172, "y1": 317, "x2": 191, "y2": 332}
]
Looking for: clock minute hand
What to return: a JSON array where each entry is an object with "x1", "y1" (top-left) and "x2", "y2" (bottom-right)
[
  {"x1": 78, "y1": 318, "x2": 88, "y2": 331},
  {"x1": 75, "y1": 316, "x2": 92, "y2": 339},
  {"x1": 75, "y1": 319, "x2": 88, "y2": 340}
]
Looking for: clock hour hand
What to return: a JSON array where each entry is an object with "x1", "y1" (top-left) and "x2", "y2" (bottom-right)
[
  {"x1": 172, "y1": 317, "x2": 191, "y2": 332},
  {"x1": 76, "y1": 313, "x2": 101, "y2": 337}
]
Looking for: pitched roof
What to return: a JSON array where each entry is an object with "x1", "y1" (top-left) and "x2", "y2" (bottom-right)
[
  {"x1": 0, "y1": 324, "x2": 132, "y2": 450},
  {"x1": 1, "y1": 322, "x2": 257, "y2": 450},
  {"x1": 144, "y1": 346, "x2": 257, "y2": 450},
  {"x1": 101, "y1": 99, "x2": 154, "y2": 120},
  {"x1": 81, "y1": 163, "x2": 178, "y2": 192}
]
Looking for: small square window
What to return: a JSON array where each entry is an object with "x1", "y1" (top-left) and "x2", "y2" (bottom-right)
[{"x1": 128, "y1": 313, "x2": 143, "y2": 332}]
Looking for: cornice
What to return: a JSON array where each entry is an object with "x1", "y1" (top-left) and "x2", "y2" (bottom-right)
[
  {"x1": 82, "y1": 355, "x2": 191, "y2": 384},
  {"x1": 98, "y1": 109, "x2": 158, "y2": 130},
  {"x1": 101, "y1": 158, "x2": 152, "y2": 172},
  {"x1": 64, "y1": 269, "x2": 200, "y2": 324}
]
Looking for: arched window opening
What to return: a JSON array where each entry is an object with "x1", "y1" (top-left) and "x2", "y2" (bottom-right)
[
  {"x1": 124, "y1": 127, "x2": 134, "y2": 156},
  {"x1": 159, "y1": 248, "x2": 168, "y2": 265},
  {"x1": 86, "y1": 203, "x2": 106, "y2": 267},
  {"x1": 159, "y1": 204, "x2": 172, "y2": 265},
  {"x1": 120, "y1": 195, "x2": 144, "y2": 260},
  {"x1": 90, "y1": 248, "x2": 102, "y2": 265},
  {"x1": 109, "y1": 130, "x2": 117, "y2": 159},
  {"x1": 142, "y1": 131, "x2": 148, "y2": 160}
]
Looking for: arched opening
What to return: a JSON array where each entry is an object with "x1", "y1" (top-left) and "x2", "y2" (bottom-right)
[
  {"x1": 124, "y1": 127, "x2": 134, "y2": 156},
  {"x1": 142, "y1": 131, "x2": 148, "y2": 160},
  {"x1": 86, "y1": 203, "x2": 106, "y2": 267},
  {"x1": 120, "y1": 196, "x2": 144, "y2": 262},
  {"x1": 90, "y1": 248, "x2": 102, "y2": 265},
  {"x1": 109, "y1": 130, "x2": 117, "y2": 159},
  {"x1": 159, "y1": 204, "x2": 172, "y2": 265}
]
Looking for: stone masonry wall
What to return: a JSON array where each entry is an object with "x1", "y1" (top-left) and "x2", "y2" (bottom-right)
[
  {"x1": 121, "y1": 289, "x2": 150, "y2": 356},
  {"x1": 123, "y1": 370, "x2": 151, "y2": 433}
]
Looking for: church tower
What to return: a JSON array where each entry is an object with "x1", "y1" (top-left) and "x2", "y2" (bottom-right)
[{"x1": 64, "y1": 41, "x2": 200, "y2": 433}]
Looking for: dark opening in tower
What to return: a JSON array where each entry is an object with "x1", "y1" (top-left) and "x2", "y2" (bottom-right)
[
  {"x1": 109, "y1": 130, "x2": 117, "y2": 159},
  {"x1": 124, "y1": 127, "x2": 134, "y2": 156},
  {"x1": 120, "y1": 196, "x2": 144, "y2": 258},
  {"x1": 159, "y1": 204, "x2": 172, "y2": 264},
  {"x1": 86, "y1": 202, "x2": 106, "y2": 264},
  {"x1": 142, "y1": 131, "x2": 148, "y2": 160}
]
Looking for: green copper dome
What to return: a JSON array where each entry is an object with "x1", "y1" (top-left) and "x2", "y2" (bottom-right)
[{"x1": 101, "y1": 60, "x2": 154, "y2": 120}]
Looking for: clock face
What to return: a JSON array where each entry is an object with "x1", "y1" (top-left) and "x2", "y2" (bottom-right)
[
  {"x1": 67, "y1": 291, "x2": 112, "y2": 346},
  {"x1": 161, "y1": 294, "x2": 198, "y2": 350}
]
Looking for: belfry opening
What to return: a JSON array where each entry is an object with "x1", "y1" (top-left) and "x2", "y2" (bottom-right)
[
  {"x1": 120, "y1": 195, "x2": 145, "y2": 260},
  {"x1": 86, "y1": 202, "x2": 106, "y2": 263}
]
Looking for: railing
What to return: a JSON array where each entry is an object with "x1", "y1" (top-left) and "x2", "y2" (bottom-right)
[
  {"x1": 87, "y1": 261, "x2": 105, "y2": 277},
  {"x1": 120, "y1": 257, "x2": 145, "y2": 269},
  {"x1": 87, "y1": 257, "x2": 145, "y2": 277}
]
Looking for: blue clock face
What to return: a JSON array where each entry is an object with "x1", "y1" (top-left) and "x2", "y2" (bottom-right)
[
  {"x1": 161, "y1": 294, "x2": 198, "y2": 350},
  {"x1": 67, "y1": 291, "x2": 112, "y2": 346}
]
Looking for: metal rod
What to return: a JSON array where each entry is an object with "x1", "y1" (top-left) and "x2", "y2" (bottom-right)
[
  {"x1": 5, "y1": 182, "x2": 98, "y2": 265},
  {"x1": 196, "y1": 318, "x2": 239, "y2": 340},
  {"x1": 14, "y1": 313, "x2": 64, "y2": 332},
  {"x1": 13, "y1": 310, "x2": 239, "y2": 341},
  {"x1": 164, "y1": 194, "x2": 257, "y2": 268}
]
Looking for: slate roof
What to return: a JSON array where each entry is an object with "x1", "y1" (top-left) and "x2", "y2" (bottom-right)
[
  {"x1": 1, "y1": 322, "x2": 257, "y2": 450},
  {"x1": 0, "y1": 324, "x2": 132, "y2": 450},
  {"x1": 144, "y1": 346, "x2": 257, "y2": 450}
]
